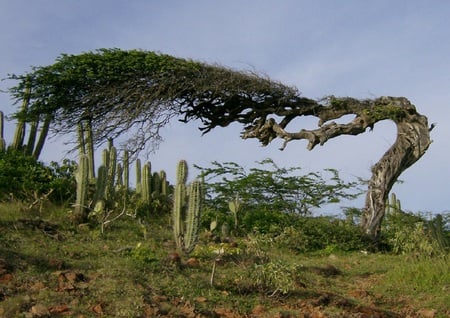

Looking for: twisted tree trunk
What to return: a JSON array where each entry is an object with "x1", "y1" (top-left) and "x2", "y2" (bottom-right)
[{"x1": 361, "y1": 107, "x2": 432, "y2": 239}]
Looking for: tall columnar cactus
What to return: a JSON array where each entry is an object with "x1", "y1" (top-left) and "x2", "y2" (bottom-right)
[
  {"x1": 105, "y1": 146, "x2": 117, "y2": 202},
  {"x1": 0, "y1": 111, "x2": 5, "y2": 152},
  {"x1": 94, "y1": 165, "x2": 108, "y2": 205},
  {"x1": 25, "y1": 118, "x2": 38, "y2": 156},
  {"x1": 160, "y1": 170, "x2": 168, "y2": 196},
  {"x1": 123, "y1": 151, "x2": 130, "y2": 191},
  {"x1": 386, "y1": 192, "x2": 401, "y2": 215},
  {"x1": 116, "y1": 163, "x2": 124, "y2": 188},
  {"x1": 184, "y1": 179, "x2": 203, "y2": 253},
  {"x1": 74, "y1": 154, "x2": 89, "y2": 223},
  {"x1": 141, "y1": 162, "x2": 152, "y2": 204},
  {"x1": 172, "y1": 160, "x2": 203, "y2": 255},
  {"x1": 11, "y1": 83, "x2": 30, "y2": 151},
  {"x1": 152, "y1": 171, "x2": 161, "y2": 196},
  {"x1": 135, "y1": 158, "x2": 142, "y2": 194},
  {"x1": 85, "y1": 121, "x2": 95, "y2": 180}
]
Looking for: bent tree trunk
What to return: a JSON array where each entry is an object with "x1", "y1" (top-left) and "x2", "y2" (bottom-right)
[{"x1": 361, "y1": 107, "x2": 432, "y2": 239}]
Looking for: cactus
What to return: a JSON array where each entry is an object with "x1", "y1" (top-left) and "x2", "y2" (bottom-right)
[
  {"x1": 74, "y1": 154, "x2": 89, "y2": 223},
  {"x1": 32, "y1": 113, "x2": 51, "y2": 160},
  {"x1": 25, "y1": 118, "x2": 38, "y2": 156},
  {"x1": 116, "y1": 163, "x2": 123, "y2": 188},
  {"x1": 102, "y1": 148, "x2": 110, "y2": 167},
  {"x1": 11, "y1": 83, "x2": 30, "y2": 151},
  {"x1": 105, "y1": 146, "x2": 117, "y2": 202},
  {"x1": 172, "y1": 160, "x2": 203, "y2": 255},
  {"x1": 160, "y1": 170, "x2": 168, "y2": 196},
  {"x1": 229, "y1": 194, "x2": 242, "y2": 231},
  {"x1": 135, "y1": 158, "x2": 142, "y2": 194},
  {"x1": 177, "y1": 159, "x2": 188, "y2": 184},
  {"x1": 0, "y1": 111, "x2": 5, "y2": 152},
  {"x1": 152, "y1": 171, "x2": 161, "y2": 196},
  {"x1": 123, "y1": 151, "x2": 130, "y2": 191},
  {"x1": 94, "y1": 165, "x2": 108, "y2": 204},
  {"x1": 386, "y1": 192, "x2": 401, "y2": 215},
  {"x1": 141, "y1": 162, "x2": 152, "y2": 204},
  {"x1": 84, "y1": 121, "x2": 95, "y2": 180}
]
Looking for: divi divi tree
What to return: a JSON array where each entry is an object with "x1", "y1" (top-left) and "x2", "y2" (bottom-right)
[{"x1": 7, "y1": 49, "x2": 433, "y2": 240}]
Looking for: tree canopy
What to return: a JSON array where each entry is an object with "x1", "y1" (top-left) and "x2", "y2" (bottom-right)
[
  {"x1": 8, "y1": 48, "x2": 299, "y2": 154},
  {"x1": 7, "y1": 48, "x2": 433, "y2": 240}
]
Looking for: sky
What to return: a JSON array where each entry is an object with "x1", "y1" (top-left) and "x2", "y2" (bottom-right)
[{"x1": 1, "y1": 0, "x2": 449, "y2": 215}]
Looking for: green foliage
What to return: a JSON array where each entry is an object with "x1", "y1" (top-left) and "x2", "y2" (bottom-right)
[
  {"x1": 250, "y1": 261, "x2": 301, "y2": 295},
  {"x1": 381, "y1": 209, "x2": 449, "y2": 257},
  {"x1": 8, "y1": 49, "x2": 299, "y2": 155},
  {"x1": 46, "y1": 159, "x2": 77, "y2": 204},
  {"x1": 196, "y1": 159, "x2": 362, "y2": 217},
  {"x1": 0, "y1": 149, "x2": 54, "y2": 201}
]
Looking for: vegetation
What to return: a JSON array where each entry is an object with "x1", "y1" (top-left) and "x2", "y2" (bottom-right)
[
  {"x1": 0, "y1": 150, "x2": 448, "y2": 316},
  {"x1": 5, "y1": 49, "x2": 434, "y2": 239},
  {"x1": 0, "y1": 200, "x2": 448, "y2": 317},
  {"x1": 1, "y1": 49, "x2": 445, "y2": 316}
]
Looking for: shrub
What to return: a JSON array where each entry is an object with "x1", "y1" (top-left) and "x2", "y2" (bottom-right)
[
  {"x1": 381, "y1": 210, "x2": 450, "y2": 257},
  {"x1": 0, "y1": 150, "x2": 53, "y2": 201}
]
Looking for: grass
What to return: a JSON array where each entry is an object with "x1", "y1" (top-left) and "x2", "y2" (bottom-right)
[{"x1": 0, "y1": 202, "x2": 449, "y2": 317}]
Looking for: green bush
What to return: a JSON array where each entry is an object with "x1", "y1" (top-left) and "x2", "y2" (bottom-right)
[
  {"x1": 47, "y1": 159, "x2": 77, "y2": 204},
  {"x1": 0, "y1": 151, "x2": 77, "y2": 204},
  {"x1": 381, "y1": 210, "x2": 450, "y2": 257},
  {"x1": 0, "y1": 150, "x2": 53, "y2": 200},
  {"x1": 280, "y1": 216, "x2": 370, "y2": 253}
]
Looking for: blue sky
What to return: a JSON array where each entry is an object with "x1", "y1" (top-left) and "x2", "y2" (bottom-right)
[{"x1": 1, "y1": 0, "x2": 449, "y2": 214}]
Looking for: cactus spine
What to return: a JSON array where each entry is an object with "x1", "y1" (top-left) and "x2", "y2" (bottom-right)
[
  {"x1": 74, "y1": 155, "x2": 89, "y2": 223},
  {"x1": 172, "y1": 160, "x2": 203, "y2": 255}
]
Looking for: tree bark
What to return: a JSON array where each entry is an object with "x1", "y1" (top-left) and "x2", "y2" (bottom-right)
[{"x1": 361, "y1": 108, "x2": 432, "y2": 240}]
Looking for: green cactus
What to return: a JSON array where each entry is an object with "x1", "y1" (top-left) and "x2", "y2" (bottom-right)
[
  {"x1": 160, "y1": 170, "x2": 168, "y2": 196},
  {"x1": 116, "y1": 163, "x2": 123, "y2": 188},
  {"x1": 135, "y1": 158, "x2": 142, "y2": 194},
  {"x1": 152, "y1": 171, "x2": 161, "y2": 196},
  {"x1": 123, "y1": 151, "x2": 130, "y2": 191},
  {"x1": 74, "y1": 154, "x2": 89, "y2": 223},
  {"x1": 106, "y1": 146, "x2": 117, "y2": 202},
  {"x1": 11, "y1": 83, "x2": 30, "y2": 151},
  {"x1": 25, "y1": 118, "x2": 38, "y2": 156},
  {"x1": 32, "y1": 113, "x2": 51, "y2": 160},
  {"x1": 229, "y1": 194, "x2": 242, "y2": 231},
  {"x1": 177, "y1": 159, "x2": 188, "y2": 184},
  {"x1": 172, "y1": 160, "x2": 203, "y2": 255},
  {"x1": 94, "y1": 165, "x2": 108, "y2": 204},
  {"x1": 85, "y1": 121, "x2": 95, "y2": 180},
  {"x1": 141, "y1": 162, "x2": 152, "y2": 204},
  {"x1": 102, "y1": 148, "x2": 110, "y2": 168},
  {"x1": 386, "y1": 192, "x2": 401, "y2": 215},
  {"x1": 0, "y1": 111, "x2": 5, "y2": 152}
]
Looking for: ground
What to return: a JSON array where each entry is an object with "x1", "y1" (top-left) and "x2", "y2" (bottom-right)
[{"x1": 0, "y1": 203, "x2": 448, "y2": 317}]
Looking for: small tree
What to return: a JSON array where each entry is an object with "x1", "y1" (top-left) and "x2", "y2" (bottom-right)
[{"x1": 196, "y1": 159, "x2": 361, "y2": 217}]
